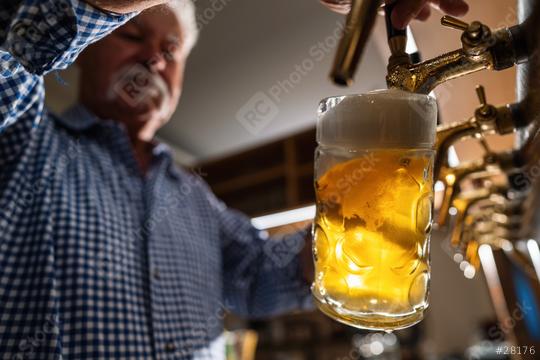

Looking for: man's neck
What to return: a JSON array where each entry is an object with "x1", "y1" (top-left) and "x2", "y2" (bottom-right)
[
  {"x1": 81, "y1": 100, "x2": 157, "y2": 175},
  {"x1": 126, "y1": 128, "x2": 155, "y2": 175}
]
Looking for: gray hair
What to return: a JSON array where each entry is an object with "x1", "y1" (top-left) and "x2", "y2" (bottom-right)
[{"x1": 167, "y1": 0, "x2": 199, "y2": 55}]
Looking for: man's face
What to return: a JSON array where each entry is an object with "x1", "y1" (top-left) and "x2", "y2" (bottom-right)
[{"x1": 78, "y1": 6, "x2": 187, "y2": 134}]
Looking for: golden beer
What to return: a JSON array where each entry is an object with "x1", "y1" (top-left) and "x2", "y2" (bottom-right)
[{"x1": 312, "y1": 90, "x2": 437, "y2": 330}]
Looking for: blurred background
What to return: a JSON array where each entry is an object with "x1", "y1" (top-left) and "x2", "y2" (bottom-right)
[{"x1": 45, "y1": 0, "x2": 539, "y2": 359}]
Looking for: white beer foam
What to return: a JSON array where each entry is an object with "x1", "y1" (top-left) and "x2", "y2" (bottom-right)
[{"x1": 317, "y1": 89, "x2": 438, "y2": 149}]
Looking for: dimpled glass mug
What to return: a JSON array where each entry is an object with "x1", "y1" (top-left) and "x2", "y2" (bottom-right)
[{"x1": 312, "y1": 89, "x2": 438, "y2": 331}]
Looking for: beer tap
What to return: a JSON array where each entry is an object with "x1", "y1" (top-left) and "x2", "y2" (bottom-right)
[
  {"x1": 449, "y1": 181, "x2": 508, "y2": 248},
  {"x1": 437, "y1": 159, "x2": 489, "y2": 228},
  {"x1": 460, "y1": 228, "x2": 539, "y2": 282},
  {"x1": 492, "y1": 196, "x2": 525, "y2": 228},
  {"x1": 386, "y1": 16, "x2": 527, "y2": 93},
  {"x1": 450, "y1": 188, "x2": 492, "y2": 248},
  {"x1": 465, "y1": 236, "x2": 481, "y2": 271},
  {"x1": 459, "y1": 208, "x2": 498, "y2": 271},
  {"x1": 483, "y1": 199, "x2": 540, "y2": 281},
  {"x1": 330, "y1": 2, "x2": 528, "y2": 89},
  {"x1": 467, "y1": 215, "x2": 507, "y2": 248},
  {"x1": 453, "y1": 194, "x2": 537, "y2": 278},
  {"x1": 436, "y1": 133, "x2": 523, "y2": 227},
  {"x1": 457, "y1": 194, "x2": 524, "y2": 246},
  {"x1": 434, "y1": 85, "x2": 529, "y2": 180},
  {"x1": 455, "y1": 202, "x2": 519, "y2": 274}
]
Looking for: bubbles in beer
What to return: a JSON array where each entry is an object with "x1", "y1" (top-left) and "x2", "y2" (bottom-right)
[
  {"x1": 321, "y1": 266, "x2": 350, "y2": 305},
  {"x1": 312, "y1": 149, "x2": 434, "y2": 330},
  {"x1": 399, "y1": 157, "x2": 411, "y2": 168},
  {"x1": 339, "y1": 235, "x2": 373, "y2": 274}
]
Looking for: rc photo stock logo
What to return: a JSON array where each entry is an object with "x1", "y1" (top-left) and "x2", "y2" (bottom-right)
[
  {"x1": 236, "y1": 91, "x2": 280, "y2": 136},
  {"x1": 111, "y1": 64, "x2": 155, "y2": 108}
]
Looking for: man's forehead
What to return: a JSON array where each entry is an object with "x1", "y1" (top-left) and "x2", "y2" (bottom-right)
[
  {"x1": 131, "y1": 0, "x2": 199, "y2": 54},
  {"x1": 130, "y1": 6, "x2": 182, "y2": 33},
  {"x1": 141, "y1": 3, "x2": 181, "y2": 21}
]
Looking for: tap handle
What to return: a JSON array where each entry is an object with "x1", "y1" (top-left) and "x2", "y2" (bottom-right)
[
  {"x1": 476, "y1": 85, "x2": 487, "y2": 107},
  {"x1": 436, "y1": 172, "x2": 458, "y2": 228},
  {"x1": 384, "y1": 1, "x2": 410, "y2": 65},
  {"x1": 441, "y1": 15, "x2": 469, "y2": 31},
  {"x1": 384, "y1": 2, "x2": 406, "y2": 40},
  {"x1": 474, "y1": 84, "x2": 497, "y2": 121}
]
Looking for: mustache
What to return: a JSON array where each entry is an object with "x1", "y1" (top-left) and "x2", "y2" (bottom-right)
[{"x1": 108, "y1": 64, "x2": 173, "y2": 117}]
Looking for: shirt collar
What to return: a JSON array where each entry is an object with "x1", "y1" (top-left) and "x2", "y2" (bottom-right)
[
  {"x1": 56, "y1": 103, "x2": 183, "y2": 180},
  {"x1": 153, "y1": 142, "x2": 183, "y2": 180}
]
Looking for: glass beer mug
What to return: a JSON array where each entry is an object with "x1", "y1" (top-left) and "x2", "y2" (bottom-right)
[{"x1": 312, "y1": 89, "x2": 438, "y2": 331}]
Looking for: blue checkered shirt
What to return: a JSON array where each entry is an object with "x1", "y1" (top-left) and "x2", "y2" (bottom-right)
[{"x1": 0, "y1": 1, "x2": 312, "y2": 358}]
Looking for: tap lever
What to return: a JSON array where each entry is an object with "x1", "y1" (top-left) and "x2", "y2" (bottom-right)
[
  {"x1": 476, "y1": 85, "x2": 487, "y2": 107},
  {"x1": 474, "y1": 85, "x2": 498, "y2": 123},
  {"x1": 384, "y1": 2, "x2": 410, "y2": 69},
  {"x1": 384, "y1": 2, "x2": 406, "y2": 40},
  {"x1": 441, "y1": 16, "x2": 469, "y2": 31},
  {"x1": 436, "y1": 159, "x2": 487, "y2": 227}
]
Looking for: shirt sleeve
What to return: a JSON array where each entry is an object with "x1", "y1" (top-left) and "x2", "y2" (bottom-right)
[
  {"x1": 0, "y1": 0, "x2": 137, "y2": 131},
  {"x1": 205, "y1": 190, "x2": 314, "y2": 318}
]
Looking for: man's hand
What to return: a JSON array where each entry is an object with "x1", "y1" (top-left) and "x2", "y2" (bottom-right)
[
  {"x1": 321, "y1": 0, "x2": 469, "y2": 29},
  {"x1": 390, "y1": 0, "x2": 469, "y2": 29},
  {"x1": 85, "y1": 0, "x2": 169, "y2": 14}
]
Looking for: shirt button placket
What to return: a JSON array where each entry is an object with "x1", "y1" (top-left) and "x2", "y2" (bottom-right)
[
  {"x1": 165, "y1": 342, "x2": 177, "y2": 353},
  {"x1": 152, "y1": 268, "x2": 161, "y2": 281}
]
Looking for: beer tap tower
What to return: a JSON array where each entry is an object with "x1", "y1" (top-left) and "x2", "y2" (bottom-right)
[{"x1": 329, "y1": 0, "x2": 540, "y2": 352}]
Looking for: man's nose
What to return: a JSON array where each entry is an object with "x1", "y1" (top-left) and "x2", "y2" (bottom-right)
[{"x1": 143, "y1": 47, "x2": 167, "y2": 73}]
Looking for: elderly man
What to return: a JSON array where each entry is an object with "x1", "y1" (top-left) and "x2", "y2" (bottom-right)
[{"x1": 0, "y1": 0, "x2": 468, "y2": 358}]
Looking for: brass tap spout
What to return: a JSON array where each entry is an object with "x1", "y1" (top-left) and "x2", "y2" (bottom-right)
[
  {"x1": 473, "y1": 218, "x2": 497, "y2": 235},
  {"x1": 465, "y1": 238, "x2": 481, "y2": 270},
  {"x1": 437, "y1": 160, "x2": 487, "y2": 227},
  {"x1": 450, "y1": 184, "x2": 507, "y2": 248},
  {"x1": 434, "y1": 86, "x2": 526, "y2": 180},
  {"x1": 450, "y1": 188, "x2": 492, "y2": 248},
  {"x1": 387, "y1": 49, "x2": 489, "y2": 94},
  {"x1": 329, "y1": 1, "x2": 528, "y2": 88},
  {"x1": 436, "y1": 131, "x2": 527, "y2": 228},
  {"x1": 386, "y1": 17, "x2": 527, "y2": 93},
  {"x1": 435, "y1": 120, "x2": 480, "y2": 180}
]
